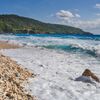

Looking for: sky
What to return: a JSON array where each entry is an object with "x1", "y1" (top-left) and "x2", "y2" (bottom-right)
[{"x1": 0, "y1": 0, "x2": 100, "y2": 34}]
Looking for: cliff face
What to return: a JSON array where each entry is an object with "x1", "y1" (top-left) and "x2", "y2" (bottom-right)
[{"x1": 0, "y1": 14, "x2": 92, "y2": 35}]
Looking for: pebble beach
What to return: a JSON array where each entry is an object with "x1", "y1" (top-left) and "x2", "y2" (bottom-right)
[{"x1": 0, "y1": 41, "x2": 35, "y2": 100}]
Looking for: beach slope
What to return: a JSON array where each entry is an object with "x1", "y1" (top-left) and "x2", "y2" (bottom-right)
[{"x1": 0, "y1": 42, "x2": 35, "y2": 100}]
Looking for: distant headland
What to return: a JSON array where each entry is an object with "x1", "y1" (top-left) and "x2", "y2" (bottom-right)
[{"x1": 0, "y1": 14, "x2": 92, "y2": 35}]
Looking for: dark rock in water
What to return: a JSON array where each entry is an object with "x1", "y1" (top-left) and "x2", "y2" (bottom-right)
[
  {"x1": 39, "y1": 64, "x2": 44, "y2": 68},
  {"x1": 82, "y1": 69, "x2": 100, "y2": 82},
  {"x1": 75, "y1": 69, "x2": 100, "y2": 83}
]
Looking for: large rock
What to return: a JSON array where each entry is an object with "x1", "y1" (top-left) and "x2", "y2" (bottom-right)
[{"x1": 82, "y1": 69, "x2": 100, "y2": 82}]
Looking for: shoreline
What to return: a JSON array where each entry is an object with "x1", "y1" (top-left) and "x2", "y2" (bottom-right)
[
  {"x1": 0, "y1": 41, "x2": 20, "y2": 49},
  {"x1": 1, "y1": 45, "x2": 100, "y2": 100},
  {"x1": 1, "y1": 41, "x2": 100, "y2": 100},
  {"x1": 0, "y1": 41, "x2": 35, "y2": 100}
]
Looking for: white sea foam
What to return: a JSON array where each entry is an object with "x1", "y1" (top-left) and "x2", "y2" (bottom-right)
[
  {"x1": 0, "y1": 33, "x2": 100, "y2": 100},
  {"x1": 1, "y1": 34, "x2": 100, "y2": 100},
  {"x1": 1, "y1": 46, "x2": 100, "y2": 100},
  {"x1": 0, "y1": 34, "x2": 100, "y2": 56}
]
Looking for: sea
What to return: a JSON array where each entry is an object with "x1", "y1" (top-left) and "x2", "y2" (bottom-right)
[
  {"x1": 0, "y1": 33, "x2": 100, "y2": 58},
  {"x1": 1, "y1": 33, "x2": 100, "y2": 100}
]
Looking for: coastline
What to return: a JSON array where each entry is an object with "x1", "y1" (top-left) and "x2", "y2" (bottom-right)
[
  {"x1": 0, "y1": 41, "x2": 20, "y2": 49},
  {"x1": 1, "y1": 45, "x2": 100, "y2": 100},
  {"x1": 1, "y1": 40, "x2": 100, "y2": 100},
  {"x1": 0, "y1": 42, "x2": 35, "y2": 100}
]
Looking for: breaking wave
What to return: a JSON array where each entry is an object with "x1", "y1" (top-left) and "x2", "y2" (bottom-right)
[{"x1": 0, "y1": 33, "x2": 100, "y2": 57}]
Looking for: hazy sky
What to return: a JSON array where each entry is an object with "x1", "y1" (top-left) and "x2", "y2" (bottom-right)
[{"x1": 0, "y1": 0, "x2": 100, "y2": 34}]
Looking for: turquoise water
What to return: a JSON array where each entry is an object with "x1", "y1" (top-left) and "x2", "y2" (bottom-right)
[
  {"x1": 0, "y1": 33, "x2": 100, "y2": 57},
  {"x1": 16, "y1": 33, "x2": 100, "y2": 40},
  {"x1": 15, "y1": 34, "x2": 100, "y2": 57}
]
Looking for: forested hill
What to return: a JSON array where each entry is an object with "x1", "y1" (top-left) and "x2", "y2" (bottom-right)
[{"x1": 0, "y1": 14, "x2": 92, "y2": 34}]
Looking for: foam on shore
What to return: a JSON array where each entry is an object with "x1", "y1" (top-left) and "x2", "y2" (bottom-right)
[
  {"x1": 1, "y1": 34, "x2": 100, "y2": 100},
  {"x1": 1, "y1": 46, "x2": 100, "y2": 100}
]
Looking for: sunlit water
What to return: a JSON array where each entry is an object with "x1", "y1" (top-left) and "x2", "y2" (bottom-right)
[{"x1": 0, "y1": 33, "x2": 100, "y2": 58}]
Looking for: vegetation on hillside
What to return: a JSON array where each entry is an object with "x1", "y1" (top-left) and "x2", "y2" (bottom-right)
[{"x1": 0, "y1": 14, "x2": 92, "y2": 34}]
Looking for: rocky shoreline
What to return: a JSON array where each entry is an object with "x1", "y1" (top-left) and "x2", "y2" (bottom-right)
[{"x1": 0, "y1": 42, "x2": 36, "y2": 100}]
